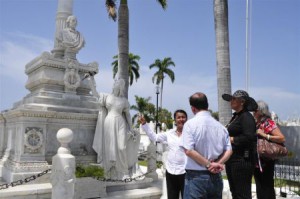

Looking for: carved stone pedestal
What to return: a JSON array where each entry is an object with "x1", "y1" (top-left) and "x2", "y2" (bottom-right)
[
  {"x1": 0, "y1": 52, "x2": 100, "y2": 182},
  {"x1": 0, "y1": 108, "x2": 99, "y2": 182}
]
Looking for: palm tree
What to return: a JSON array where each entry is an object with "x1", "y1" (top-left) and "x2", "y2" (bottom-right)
[
  {"x1": 130, "y1": 95, "x2": 173, "y2": 128},
  {"x1": 130, "y1": 95, "x2": 155, "y2": 126},
  {"x1": 149, "y1": 57, "x2": 175, "y2": 110},
  {"x1": 111, "y1": 53, "x2": 140, "y2": 86},
  {"x1": 158, "y1": 108, "x2": 173, "y2": 129},
  {"x1": 214, "y1": 0, "x2": 232, "y2": 125},
  {"x1": 105, "y1": 0, "x2": 167, "y2": 98}
]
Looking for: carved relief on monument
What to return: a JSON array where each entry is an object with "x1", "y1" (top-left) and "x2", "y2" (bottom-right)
[
  {"x1": 24, "y1": 127, "x2": 43, "y2": 154},
  {"x1": 64, "y1": 60, "x2": 80, "y2": 93},
  {"x1": 64, "y1": 165, "x2": 75, "y2": 182}
]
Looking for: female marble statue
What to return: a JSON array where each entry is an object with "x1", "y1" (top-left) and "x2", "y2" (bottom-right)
[{"x1": 88, "y1": 76, "x2": 140, "y2": 180}]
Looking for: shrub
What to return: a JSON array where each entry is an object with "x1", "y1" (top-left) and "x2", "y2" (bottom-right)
[{"x1": 75, "y1": 165, "x2": 104, "y2": 178}]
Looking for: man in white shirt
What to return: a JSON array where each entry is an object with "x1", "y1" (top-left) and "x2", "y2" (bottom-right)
[{"x1": 180, "y1": 92, "x2": 232, "y2": 199}]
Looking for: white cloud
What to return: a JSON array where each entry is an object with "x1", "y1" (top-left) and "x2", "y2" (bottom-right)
[
  {"x1": 0, "y1": 32, "x2": 53, "y2": 82},
  {"x1": 117, "y1": 67, "x2": 218, "y2": 118},
  {"x1": 251, "y1": 87, "x2": 300, "y2": 120},
  {"x1": 94, "y1": 69, "x2": 115, "y2": 94},
  {"x1": 1, "y1": 32, "x2": 299, "y2": 121}
]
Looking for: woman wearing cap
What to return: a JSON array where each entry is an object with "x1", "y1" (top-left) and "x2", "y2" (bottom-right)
[
  {"x1": 254, "y1": 100, "x2": 285, "y2": 199},
  {"x1": 222, "y1": 90, "x2": 257, "y2": 199}
]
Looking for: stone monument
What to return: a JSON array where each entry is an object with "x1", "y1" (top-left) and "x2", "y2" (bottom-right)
[{"x1": 0, "y1": 0, "x2": 99, "y2": 182}]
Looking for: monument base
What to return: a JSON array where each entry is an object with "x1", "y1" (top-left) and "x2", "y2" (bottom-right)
[
  {"x1": 106, "y1": 177, "x2": 153, "y2": 193},
  {"x1": 0, "y1": 107, "x2": 98, "y2": 183},
  {"x1": 0, "y1": 159, "x2": 51, "y2": 183},
  {"x1": 0, "y1": 176, "x2": 162, "y2": 199}
]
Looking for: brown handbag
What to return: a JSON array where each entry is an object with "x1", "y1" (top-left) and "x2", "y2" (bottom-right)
[{"x1": 257, "y1": 138, "x2": 288, "y2": 160}]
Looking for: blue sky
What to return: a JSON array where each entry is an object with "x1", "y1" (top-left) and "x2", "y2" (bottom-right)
[{"x1": 0, "y1": 0, "x2": 299, "y2": 121}]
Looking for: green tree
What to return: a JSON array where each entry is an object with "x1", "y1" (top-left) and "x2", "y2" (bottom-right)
[
  {"x1": 149, "y1": 57, "x2": 175, "y2": 110},
  {"x1": 112, "y1": 53, "x2": 140, "y2": 86},
  {"x1": 105, "y1": 0, "x2": 167, "y2": 98},
  {"x1": 209, "y1": 109, "x2": 219, "y2": 121},
  {"x1": 130, "y1": 96, "x2": 173, "y2": 128},
  {"x1": 130, "y1": 96, "x2": 155, "y2": 126},
  {"x1": 214, "y1": 0, "x2": 232, "y2": 125},
  {"x1": 158, "y1": 108, "x2": 173, "y2": 129}
]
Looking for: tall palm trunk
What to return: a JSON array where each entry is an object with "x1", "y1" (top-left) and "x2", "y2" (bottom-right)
[
  {"x1": 214, "y1": 0, "x2": 232, "y2": 125},
  {"x1": 118, "y1": 0, "x2": 129, "y2": 98},
  {"x1": 160, "y1": 78, "x2": 164, "y2": 110}
]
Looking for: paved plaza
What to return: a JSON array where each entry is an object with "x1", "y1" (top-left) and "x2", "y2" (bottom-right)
[{"x1": 2, "y1": 166, "x2": 299, "y2": 199}]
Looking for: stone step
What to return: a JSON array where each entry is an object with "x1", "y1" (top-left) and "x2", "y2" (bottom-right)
[
  {"x1": 103, "y1": 185, "x2": 162, "y2": 199},
  {"x1": 0, "y1": 183, "x2": 51, "y2": 199},
  {"x1": 0, "y1": 181, "x2": 162, "y2": 199}
]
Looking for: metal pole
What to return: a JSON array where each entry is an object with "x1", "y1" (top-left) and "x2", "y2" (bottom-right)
[
  {"x1": 245, "y1": 0, "x2": 251, "y2": 92},
  {"x1": 155, "y1": 86, "x2": 160, "y2": 134}
]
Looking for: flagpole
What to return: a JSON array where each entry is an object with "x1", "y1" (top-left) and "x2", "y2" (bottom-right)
[{"x1": 245, "y1": 0, "x2": 250, "y2": 92}]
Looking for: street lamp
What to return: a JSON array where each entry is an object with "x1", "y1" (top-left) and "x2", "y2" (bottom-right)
[{"x1": 155, "y1": 85, "x2": 160, "y2": 134}]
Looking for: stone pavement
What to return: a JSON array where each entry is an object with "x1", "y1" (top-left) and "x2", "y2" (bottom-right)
[
  {"x1": 151, "y1": 166, "x2": 299, "y2": 199},
  {"x1": 0, "y1": 168, "x2": 299, "y2": 199},
  {"x1": 222, "y1": 179, "x2": 300, "y2": 199}
]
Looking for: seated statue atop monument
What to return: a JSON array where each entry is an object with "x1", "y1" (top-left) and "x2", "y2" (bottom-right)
[
  {"x1": 87, "y1": 75, "x2": 141, "y2": 180},
  {"x1": 56, "y1": 15, "x2": 85, "y2": 60}
]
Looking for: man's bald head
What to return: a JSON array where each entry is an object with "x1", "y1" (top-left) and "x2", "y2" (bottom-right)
[{"x1": 189, "y1": 92, "x2": 208, "y2": 110}]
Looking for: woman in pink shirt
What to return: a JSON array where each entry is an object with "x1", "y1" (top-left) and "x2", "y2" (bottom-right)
[{"x1": 254, "y1": 100, "x2": 285, "y2": 199}]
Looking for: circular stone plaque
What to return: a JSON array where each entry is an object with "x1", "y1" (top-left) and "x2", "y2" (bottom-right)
[{"x1": 25, "y1": 129, "x2": 43, "y2": 151}]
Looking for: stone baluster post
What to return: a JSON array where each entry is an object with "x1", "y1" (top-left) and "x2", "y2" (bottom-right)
[
  {"x1": 146, "y1": 122, "x2": 158, "y2": 181},
  {"x1": 51, "y1": 128, "x2": 75, "y2": 199},
  {"x1": 146, "y1": 142, "x2": 158, "y2": 181}
]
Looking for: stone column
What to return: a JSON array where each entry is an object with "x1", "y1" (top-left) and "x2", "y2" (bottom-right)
[
  {"x1": 146, "y1": 142, "x2": 158, "y2": 181},
  {"x1": 145, "y1": 121, "x2": 158, "y2": 181},
  {"x1": 52, "y1": 0, "x2": 73, "y2": 58},
  {"x1": 51, "y1": 128, "x2": 75, "y2": 199}
]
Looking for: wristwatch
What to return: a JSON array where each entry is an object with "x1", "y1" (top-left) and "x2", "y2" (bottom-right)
[{"x1": 205, "y1": 161, "x2": 211, "y2": 168}]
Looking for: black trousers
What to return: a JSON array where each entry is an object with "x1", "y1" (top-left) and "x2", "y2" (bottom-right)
[
  {"x1": 254, "y1": 160, "x2": 276, "y2": 199},
  {"x1": 225, "y1": 154, "x2": 255, "y2": 199},
  {"x1": 166, "y1": 170, "x2": 185, "y2": 199}
]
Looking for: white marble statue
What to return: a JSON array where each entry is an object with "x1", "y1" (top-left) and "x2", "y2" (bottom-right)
[
  {"x1": 87, "y1": 76, "x2": 140, "y2": 180},
  {"x1": 57, "y1": 15, "x2": 85, "y2": 60}
]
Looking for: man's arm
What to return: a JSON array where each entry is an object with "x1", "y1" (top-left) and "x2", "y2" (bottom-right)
[
  {"x1": 208, "y1": 150, "x2": 232, "y2": 173},
  {"x1": 216, "y1": 150, "x2": 232, "y2": 165},
  {"x1": 184, "y1": 149, "x2": 208, "y2": 167},
  {"x1": 212, "y1": 128, "x2": 232, "y2": 172},
  {"x1": 184, "y1": 149, "x2": 232, "y2": 174},
  {"x1": 184, "y1": 149, "x2": 222, "y2": 173}
]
